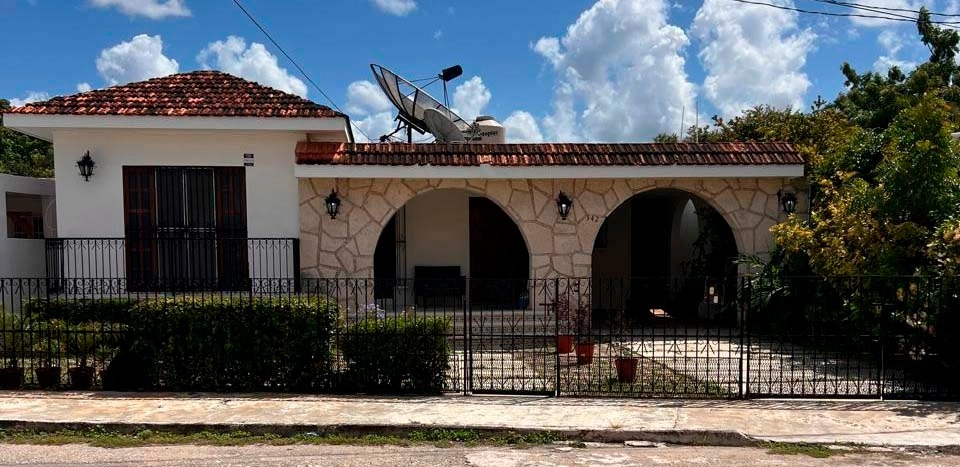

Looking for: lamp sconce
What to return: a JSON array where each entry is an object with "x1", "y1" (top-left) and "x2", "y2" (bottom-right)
[
  {"x1": 556, "y1": 191, "x2": 573, "y2": 220},
  {"x1": 324, "y1": 189, "x2": 341, "y2": 220},
  {"x1": 77, "y1": 151, "x2": 95, "y2": 182},
  {"x1": 777, "y1": 189, "x2": 797, "y2": 215}
]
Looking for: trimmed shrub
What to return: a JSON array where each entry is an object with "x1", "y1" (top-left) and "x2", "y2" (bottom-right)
[
  {"x1": 340, "y1": 316, "x2": 450, "y2": 394},
  {"x1": 24, "y1": 299, "x2": 137, "y2": 325},
  {"x1": 107, "y1": 297, "x2": 338, "y2": 392}
]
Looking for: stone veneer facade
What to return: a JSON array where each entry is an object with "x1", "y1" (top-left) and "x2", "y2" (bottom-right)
[{"x1": 299, "y1": 177, "x2": 794, "y2": 280}]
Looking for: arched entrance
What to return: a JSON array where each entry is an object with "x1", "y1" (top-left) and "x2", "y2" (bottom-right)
[
  {"x1": 591, "y1": 189, "x2": 738, "y2": 322},
  {"x1": 373, "y1": 188, "x2": 530, "y2": 309}
]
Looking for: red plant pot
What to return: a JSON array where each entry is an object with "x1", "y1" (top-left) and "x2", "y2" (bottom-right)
[
  {"x1": 69, "y1": 367, "x2": 95, "y2": 390},
  {"x1": 35, "y1": 366, "x2": 62, "y2": 390},
  {"x1": 614, "y1": 357, "x2": 639, "y2": 383},
  {"x1": 556, "y1": 335, "x2": 575, "y2": 354},
  {"x1": 575, "y1": 342, "x2": 595, "y2": 365}
]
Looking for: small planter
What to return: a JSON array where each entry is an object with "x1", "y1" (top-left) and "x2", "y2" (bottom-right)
[
  {"x1": 556, "y1": 335, "x2": 575, "y2": 354},
  {"x1": 0, "y1": 367, "x2": 24, "y2": 389},
  {"x1": 69, "y1": 367, "x2": 96, "y2": 390},
  {"x1": 614, "y1": 357, "x2": 639, "y2": 383},
  {"x1": 575, "y1": 342, "x2": 595, "y2": 365},
  {"x1": 35, "y1": 366, "x2": 62, "y2": 390}
]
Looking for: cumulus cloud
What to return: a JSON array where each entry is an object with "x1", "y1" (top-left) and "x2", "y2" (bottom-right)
[
  {"x1": 89, "y1": 0, "x2": 190, "y2": 19},
  {"x1": 197, "y1": 36, "x2": 308, "y2": 97},
  {"x1": 452, "y1": 76, "x2": 491, "y2": 121},
  {"x1": 503, "y1": 111, "x2": 544, "y2": 143},
  {"x1": 97, "y1": 34, "x2": 180, "y2": 86},
  {"x1": 533, "y1": 0, "x2": 696, "y2": 141},
  {"x1": 76, "y1": 82, "x2": 93, "y2": 93},
  {"x1": 692, "y1": 0, "x2": 815, "y2": 117},
  {"x1": 874, "y1": 29, "x2": 918, "y2": 72},
  {"x1": 344, "y1": 80, "x2": 398, "y2": 142},
  {"x1": 372, "y1": 0, "x2": 416, "y2": 16},
  {"x1": 8, "y1": 91, "x2": 51, "y2": 107}
]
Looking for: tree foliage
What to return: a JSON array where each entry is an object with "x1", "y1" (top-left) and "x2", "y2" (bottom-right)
[{"x1": 0, "y1": 99, "x2": 54, "y2": 178}]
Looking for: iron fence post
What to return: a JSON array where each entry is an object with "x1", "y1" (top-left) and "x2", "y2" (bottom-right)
[
  {"x1": 741, "y1": 276, "x2": 750, "y2": 399},
  {"x1": 554, "y1": 277, "x2": 560, "y2": 397},
  {"x1": 465, "y1": 277, "x2": 472, "y2": 395}
]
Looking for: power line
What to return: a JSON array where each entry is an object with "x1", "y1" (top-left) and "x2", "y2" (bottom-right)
[
  {"x1": 729, "y1": 0, "x2": 960, "y2": 26},
  {"x1": 809, "y1": 0, "x2": 960, "y2": 24},
  {"x1": 812, "y1": 0, "x2": 960, "y2": 18},
  {"x1": 229, "y1": 0, "x2": 371, "y2": 142}
]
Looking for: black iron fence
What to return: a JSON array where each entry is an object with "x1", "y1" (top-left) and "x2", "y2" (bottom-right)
[
  {"x1": 45, "y1": 237, "x2": 300, "y2": 293},
  {"x1": 0, "y1": 275, "x2": 956, "y2": 399}
]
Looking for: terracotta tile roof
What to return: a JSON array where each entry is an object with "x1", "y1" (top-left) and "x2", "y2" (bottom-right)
[
  {"x1": 6, "y1": 71, "x2": 343, "y2": 118},
  {"x1": 295, "y1": 142, "x2": 803, "y2": 166}
]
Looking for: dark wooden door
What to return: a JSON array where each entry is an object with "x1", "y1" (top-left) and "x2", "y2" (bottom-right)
[{"x1": 469, "y1": 197, "x2": 529, "y2": 308}]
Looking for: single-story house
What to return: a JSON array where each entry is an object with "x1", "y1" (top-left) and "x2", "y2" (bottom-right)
[{"x1": 2, "y1": 71, "x2": 804, "y2": 312}]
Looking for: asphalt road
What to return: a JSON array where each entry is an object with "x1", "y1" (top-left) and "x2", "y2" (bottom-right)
[{"x1": 0, "y1": 444, "x2": 955, "y2": 467}]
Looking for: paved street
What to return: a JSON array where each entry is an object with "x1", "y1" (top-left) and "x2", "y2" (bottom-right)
[{"x1": 0, "y1": 444, "x2": 955, "y2": 467}]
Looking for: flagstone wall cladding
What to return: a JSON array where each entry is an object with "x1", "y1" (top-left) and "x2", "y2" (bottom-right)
[{"x1": 298, "y1": 177, "x2": 789, "y2": 280}]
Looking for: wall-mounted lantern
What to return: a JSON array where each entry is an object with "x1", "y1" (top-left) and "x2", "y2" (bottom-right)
[
  {"x1": 77, "y1": 151, "x2": 95, "y2": 182},
  {"x1": 777, "y1": 189, "x2": 797, "y2": 215},
  {"x1": 324, "y1": 189, "x2": 341, "y2": 220},
  {"x1": 556, "y1": 191, "x2": 573, "y2": 220}
]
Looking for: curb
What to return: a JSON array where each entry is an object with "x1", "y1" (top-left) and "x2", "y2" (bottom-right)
[{"x1": 0, "y1": 420, "x2": 760, "y2": 447}]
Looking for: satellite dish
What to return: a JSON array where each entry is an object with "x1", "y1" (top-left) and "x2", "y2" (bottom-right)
[
  {"x1": 423, "y1": 108, "x2": 465, "y2": 143},
  {"x1": 371, "y1": 63, "x2": 470, "y2": 142}
]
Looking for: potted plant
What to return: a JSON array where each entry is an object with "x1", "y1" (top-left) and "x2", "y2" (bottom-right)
[
  {"x1": 67, "y1": 322, "x2": 99, "y2": 390},
  {"x1": 34, "y1": 320, "x2": 64, "y2": 390},
  {"x1": 554, "y1": 294, "x2": 575, "y2": 354},
  {"x1": 572, "y1": 294, "x2": 594, "y2": 365},
  {"x1": 0, "y1": 311, "x2": 25, "y2": 389},
  {"x1": 612, "y1": 308, "x2": 639, "y2": 382}
]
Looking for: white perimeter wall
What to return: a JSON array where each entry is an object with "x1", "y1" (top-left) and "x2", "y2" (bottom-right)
[
  {"x1": 403, "y1": 189, "x2": 470, "y2": 279},
  {"x1": 0, "y1": 174, "x2": 56, "y2": 277},
  {"x1": 53, "y1": 129, "x2": 302, "y2": 238}
]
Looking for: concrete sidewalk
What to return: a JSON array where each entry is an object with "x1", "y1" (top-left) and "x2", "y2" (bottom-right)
[{"x1": 0, "y1": 392, "x2": 958, "y2": 448}]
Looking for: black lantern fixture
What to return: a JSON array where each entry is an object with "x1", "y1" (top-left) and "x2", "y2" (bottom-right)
[
  {"x1": 76, "y1": 151, "x2": 95, "y2": 182},
  {"x1": 556, "y1": 191, "x2": 573, "y2": 220},
  {"x1": 324, "y1": 189, "x2": 341, "y2": 220},
  {"x1": 777, "y1": 189, "x2": 797, "y2": 215}
]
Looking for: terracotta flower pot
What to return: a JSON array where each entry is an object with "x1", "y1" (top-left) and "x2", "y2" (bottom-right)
[
  {"x1": 35, "y1": 366, "x2": 62, "y2": 389},
  {"x1": 575, "y1": 342, "x2": 595, "y2": 365},
  {"x1": 614, "y1": 357, "x2": 639, "y2": 383},
  {"x1": 556, "y1": 335, "x2": 575, "y2": 354},
  {"x1": 0, "y1": 367, "x2": 24, "y2": 389},
  {"x1": 69, "y1": 367, "x2": 95, "y2": 390}
]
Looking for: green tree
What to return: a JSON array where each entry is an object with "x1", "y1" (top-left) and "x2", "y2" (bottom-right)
[{"x1": 0, "y1": 99, "x2": 54, "y2": 178}]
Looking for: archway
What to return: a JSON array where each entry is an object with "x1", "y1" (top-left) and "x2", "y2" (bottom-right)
[
  {"x1": 591, "y1": 189, "x2": 738, "y2": 322},
  {"x1": 373, "y1": 188, "x2": 530, "y2": 309}
]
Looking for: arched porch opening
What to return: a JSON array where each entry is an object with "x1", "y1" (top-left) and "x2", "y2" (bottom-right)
[
  {"x1": 373, "y1": 188, "x2": 530, "y2": 310},
  {"x1": 591, "y1": 188, "x2": 738, "y2": 323}
]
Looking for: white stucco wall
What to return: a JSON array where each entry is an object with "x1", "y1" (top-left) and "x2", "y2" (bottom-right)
[
  {"x1": 0, "y1": 174, "x2": 56, "y2": 277},
  {"x1": 403, "y1": 189, "x2": 470, "y2": 278},
  {"x1": 52, "y1": 129, "x2": 303, "y2": 238}
]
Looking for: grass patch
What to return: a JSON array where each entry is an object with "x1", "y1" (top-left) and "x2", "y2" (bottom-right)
[
  {"x1": 760, "y1": 441, "x2": 845, "y2": 458},
  {"x1": 0, "y1": 427, "x2": 566, "y2": 449}
]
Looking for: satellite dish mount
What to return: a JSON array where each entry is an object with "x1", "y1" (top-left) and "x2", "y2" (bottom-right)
[{"x1": 371, "y1": 63, "x2": 469, "y2": 143}]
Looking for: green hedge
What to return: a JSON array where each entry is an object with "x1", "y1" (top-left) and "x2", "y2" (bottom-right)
[
  {"x1": 106, "y1": 297, "x2": 339, "y2": 392},
  {"x1": 340, "y1": 316, "x2": 450, "y2": 394},
  {"x1": 23, "y1": 299, "x2": 137, "y2": 325}
]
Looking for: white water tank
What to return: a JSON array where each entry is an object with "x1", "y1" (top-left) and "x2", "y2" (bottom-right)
[{"x1": 469, "y1": 116, "x2": 505, "y2": 144}]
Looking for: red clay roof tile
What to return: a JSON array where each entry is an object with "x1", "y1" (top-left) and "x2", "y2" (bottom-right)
[
  {"x1": 295, "y1": 142, "x2": 803, "y2": 166},
  {"x1": 6, "y1": 71, "x2": 343, "y2": 119}
]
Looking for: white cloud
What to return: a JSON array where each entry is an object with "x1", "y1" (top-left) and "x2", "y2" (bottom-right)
[
  {"x1": 533, "y1": 0, "x2": 696, "y2": 141},
  {"x1": 345, "y1": 80, "x2": 392, "y2": 116},
  {"x1": 89, "y1": 0, "x2": 190, "y2": 19},
  {"x1": 874, "y1": 29, "x2": 917, "y2": 72},
  {"x1": 372, "y1": 0, "x2": 416, "y2": 16},
  {"x1": 96, "y1": 34, "x2": 180, "y2": 86},
  {"x1": 345, "y1": 80, "x2": 397, "y2": 142},
  {"x1": 8, "y1": 91, "x2": 51, "y2": 107},
  {"x1": 452, "y1": 76, "x2": 491, "y2": 121},
  {"x1": 197, "y1": 36, "x2": 308, "y2": 97},
  {"x1": 503, "y1": 111, "x2": 544, "y2": 143},
  {"x1": 434, "y1": 29, "x2": 443, "y2": 40},
  {"x1": 76, "y1": 82, "x2": 93, "y2": 93},
  {"x1": 692, "y1": 0, "x2": 815, "y2": 117}
]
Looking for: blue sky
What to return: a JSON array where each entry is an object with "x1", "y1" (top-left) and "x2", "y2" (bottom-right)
[{"x1": 0, "y1": 0, "x2": 948, "y2": 141}]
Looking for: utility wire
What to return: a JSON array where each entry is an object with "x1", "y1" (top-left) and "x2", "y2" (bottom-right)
[
  {"x1": 230, "y1": 0, "x2": 372, "y2": 142},
  {"x1": 809, "y1": 0, "x2": 960, "y2": 24},
  {"x1": 729, "y1": 0, "x2": 959, "y2": 25},
  {"x1": 812, "y1": 0, "x2": 960, "y2": 17}
]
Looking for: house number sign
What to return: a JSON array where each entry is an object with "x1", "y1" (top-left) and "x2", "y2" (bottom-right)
[{"x1": 243, "y1": 153, "x2": 255, "y2": 167}]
